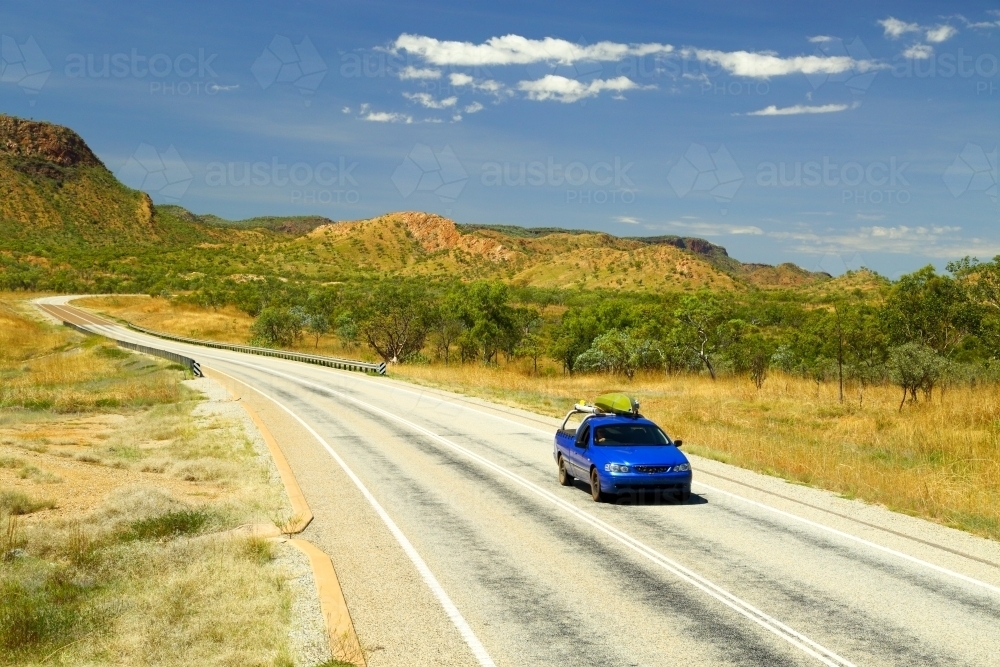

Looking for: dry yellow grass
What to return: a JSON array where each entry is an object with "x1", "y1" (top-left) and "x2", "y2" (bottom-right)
[
  {"x1": 0, "y1": 297, "x2": 184, "y2": 411},
  {"x1": 75, "y1": 295, "x2": 254, "y2": 346},
  {"x1": 393, "y1": 362, "x2": 1000, "y2": 540},
  {"x1": 0, "y1": 294, "x2": 301, "y2": 666},
  {"x1": 77, "y1": 295, "x2": 380, "y2": 361}
]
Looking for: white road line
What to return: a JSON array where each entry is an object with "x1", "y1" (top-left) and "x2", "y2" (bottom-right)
[
  {"x1": 206, "y1": 359, "x2": 854, "y2": 666},
  {"x1": 693, "y1": 481, "x2": 1000, "y2": 596},
  {"x1": 71, "y1": 317, "x2": 1000, "y2": 598},
  {"x1": 210, "y1": 368, "x2": 498, "y2": 667}
]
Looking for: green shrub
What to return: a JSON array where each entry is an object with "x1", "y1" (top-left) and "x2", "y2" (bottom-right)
[
  {"x1": 0, "y1": 490, "x2": 56, "y2": 515},
  {"x1": 0, "y1": 574, "x2": 83, "y2": 654},
  {"x1": 96, "y1": 346, "x2": 130, "y2": 360},
  {"x1": 121, "y1": 509, "x2": 211, "y2": 541}
]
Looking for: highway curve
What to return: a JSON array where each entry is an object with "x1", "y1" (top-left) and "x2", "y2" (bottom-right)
[{"x1": 36, "y1": 297, "x2": 1000, "y2": 667}]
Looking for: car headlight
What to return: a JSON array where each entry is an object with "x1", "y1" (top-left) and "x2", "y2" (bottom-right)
[
  {"x1": 604, "y1": 463, "x2": 630, "y2": 473},
  {"x1": 673, "y1": 463, "x2": 691, "y2": 472}
]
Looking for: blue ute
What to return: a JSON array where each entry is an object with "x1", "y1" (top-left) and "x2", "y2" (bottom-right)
[{"x1": 553, "y1": 399, "x2": 692, "y2": 503}]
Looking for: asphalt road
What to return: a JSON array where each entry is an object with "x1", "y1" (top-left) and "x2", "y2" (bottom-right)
[{"x1": 36, "y1": 298, "x2": 1000, "y2": 667}]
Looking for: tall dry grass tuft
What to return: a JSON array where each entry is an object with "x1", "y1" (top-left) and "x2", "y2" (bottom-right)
[{"x1": 394, "y1": 362, "x2": 1000, "y2": 540}]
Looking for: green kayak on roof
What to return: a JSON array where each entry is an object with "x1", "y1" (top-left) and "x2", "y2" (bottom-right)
[{"x1": 593, "y1": 393, "x2": 640, "y2": 416}]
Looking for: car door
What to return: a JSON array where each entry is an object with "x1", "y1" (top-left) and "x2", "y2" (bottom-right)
[{"x1": 568, "y1": 422, "x2": 591, "y2": 476}]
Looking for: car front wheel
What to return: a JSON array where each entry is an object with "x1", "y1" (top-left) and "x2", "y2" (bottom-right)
[
  {"x1": 590, "y1": 468, "x2": 609, "y2": 503},
  {"x1": 558, "y1": 457, "x2": 573, "y2": 486},
  {"x1": 675, "y1": 485, "x2": 691, "y2": 503}
]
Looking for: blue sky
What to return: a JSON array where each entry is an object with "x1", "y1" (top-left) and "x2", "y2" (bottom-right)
[{"x1": 1, "y1": 0, "x2": 998, "y2": 276}]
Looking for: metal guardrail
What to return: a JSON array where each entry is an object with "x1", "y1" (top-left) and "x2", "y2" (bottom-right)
[
  {"x1": 125, "y1": 322, "x2": 388, "y2": 376},
  {"x1": 62, "y1": 321, "x2": 203, "y2": 377}
]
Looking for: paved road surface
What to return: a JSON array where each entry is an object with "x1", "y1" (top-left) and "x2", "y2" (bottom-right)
[{"x1": 35, "y1": 298, "x2": 1000, "y2": 667}]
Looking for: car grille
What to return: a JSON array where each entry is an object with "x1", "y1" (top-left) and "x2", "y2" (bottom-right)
[{"x1": 634, "y1": 465, "x2": 674, "y2": 473}]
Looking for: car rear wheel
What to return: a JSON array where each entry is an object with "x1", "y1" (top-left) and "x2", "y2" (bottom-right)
[
  {"x1": 558, "y1": 456, "x2": 573, "y2": 486},
  {"x1": 590, "y1": 468, "x2": 609, "y2": 503}
]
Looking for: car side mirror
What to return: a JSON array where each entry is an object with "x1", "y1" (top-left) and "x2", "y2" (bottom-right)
[
  {"x1": 576, "y1": 439, "x2": 588, "y2": 449},
  {"x1": 674, "y1": 439, "x2": 683, "y2": 448}
]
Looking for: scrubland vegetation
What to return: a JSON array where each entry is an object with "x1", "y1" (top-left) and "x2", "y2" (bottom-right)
[{"x1": 0, "y1": 296, "x2": 301, "y2": 666}]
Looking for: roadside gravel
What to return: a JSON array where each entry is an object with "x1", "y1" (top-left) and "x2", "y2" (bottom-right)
[
  {"x1": 276, "y1": 542, "x2": 334, "y2": 667},
  {"x1": 186, "y1": 376, "x2": 332, "y2": 667}
]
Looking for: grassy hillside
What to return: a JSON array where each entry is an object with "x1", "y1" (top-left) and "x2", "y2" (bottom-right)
[
  {"x1": 0, "y1": 116, "x2": 157, "y2": 246},
  {"x1": 290, "y1": 211, "x2": 824, "y2": 291}
]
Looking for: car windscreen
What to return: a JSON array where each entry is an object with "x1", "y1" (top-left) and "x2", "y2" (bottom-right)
[{"x1": 593, "y1": 424, "x2": 671, "y2": 446}]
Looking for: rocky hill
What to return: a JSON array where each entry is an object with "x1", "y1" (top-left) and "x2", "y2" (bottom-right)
[
  {"x1": 0, "y1": 115, "x2": 162, "y2": 246},
  {"x1": 295, "y1": 212, "x2": 828, "y2": 291}
]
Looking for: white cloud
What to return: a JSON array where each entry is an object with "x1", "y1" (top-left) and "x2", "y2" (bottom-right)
[
  {"x1": 879, "y1": 18, "x2": 959, "y2": 44},
  {"x1": 615, "y1": 216, "x2": 640, "y2": 224},
  {"x1": 341, "y1": 106, "x2": 351, "y2": 114},
  {"x1": 962, "y1": 12, "x2": 1000, "y2": 29},
  {"x1": 879, "y1": 17, "x2": 921, "y2": 39},
  {"x1": 448, "y1": 73, "x2": 510, "y2": 98},
  {"x1": 207, "y1": 83, "x2": 239, "y2": 92},
  {"x1": 393, "y1": 33, "x2": 673, "y2": 66},
  {"x1": 746, "y1": 102, "x2": 857, "y2": 116},
  {"x1": 452, "y1": 114, "x2": 462, "y2": 122},
  {"x1": 808, "y1": 35, "x2": 835, "y2": 43},
  {"x1": 964, "y1": 19, "x2": 1000, "y2": 28},
  {"x1": 658, "y1": 220, "x2": 764, "y2": 236},
  {"x1": 681, "y1": 48, "x2": 878, "y2": 78},
  {"x1": 925, "y1": 25, "x2": 958, "y2": 42},
  {"x1": 464, "y1": 101, "x2": 484, "y2": 113},
  {"x1": 855, "y1": 213, "x2": 886, "y2": 221},
  {"x1": 403, "y1": 92, "x2": 458, "y2": 108},
  {"x1": 473, "y1": 79, "x2": 506, "y2": 95},
  {"x1": 363, "y1": 111, "x2": 413, "y2": 123},
  {"x1": 682, "y1": 72, "x2": 710, "y2": 84},
  {"x1": 903, "y1": 44, "x2": 934, "y2": 59},
  {"x1": 398, "y1": 65, "x2": 442, "y2": 80},
  {"x1": 768, "y1": 224, "x2": 996, "y2": 257},
  {"x1": 517, "y1": 75, "x2": 649, "y2": 102}
]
